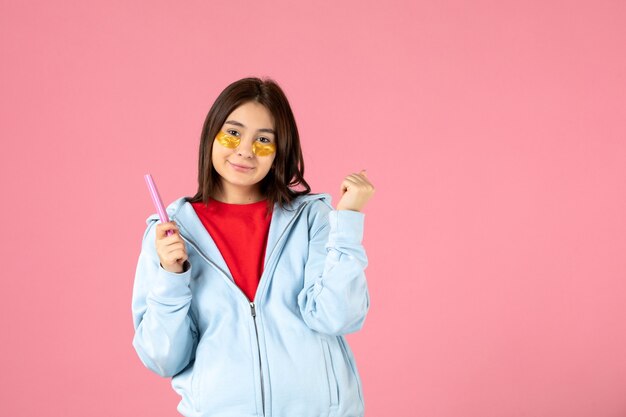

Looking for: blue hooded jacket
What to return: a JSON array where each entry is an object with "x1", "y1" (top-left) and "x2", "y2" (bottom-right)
[{"x1": 132, "y1": 193, "x2": 370, "y2": 417}]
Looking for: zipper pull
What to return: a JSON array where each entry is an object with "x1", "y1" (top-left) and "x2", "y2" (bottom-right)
[{"x1": 250, "y1": 302, "x2": 256, "y2": 317}]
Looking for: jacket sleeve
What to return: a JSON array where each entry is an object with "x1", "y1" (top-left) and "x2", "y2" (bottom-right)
[
  {"x1": 131, "y1": 218, "x2": 198, "y2": 377},
  {"x1": 297, "y1": 201, "x2": 370, "y2": 336}
]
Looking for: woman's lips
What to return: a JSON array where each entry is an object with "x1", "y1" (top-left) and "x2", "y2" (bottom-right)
[{"x1": 228, "y1": 161, "x2": 254, "y2": 172}]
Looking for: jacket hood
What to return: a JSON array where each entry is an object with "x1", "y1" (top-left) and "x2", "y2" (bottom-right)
[{"x1": 144, "y1": 193, "x2": 333, "y2": 283}]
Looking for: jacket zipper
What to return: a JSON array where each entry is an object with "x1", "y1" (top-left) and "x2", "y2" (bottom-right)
[
  {"x1": 174, "y1": 232, "x2": 267, "y2": 415},
  {"x1": 250, "y1": 302, "x2": 265, "y2": 415},
  {"x1": 172, "y1": 200, "x2": 314, "y2": 417}
]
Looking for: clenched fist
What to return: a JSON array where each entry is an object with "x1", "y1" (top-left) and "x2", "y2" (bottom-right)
[
  {"x1": 336, "y1": 170, "x2": 375, "y2": 212},
  {"x1": 155, "y1": 221, "x2": 189, "y2": 273}
]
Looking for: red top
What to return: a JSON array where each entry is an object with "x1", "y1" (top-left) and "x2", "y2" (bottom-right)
[{"x1": 191, "y1": 198, "x2": 272, "y2": 301}]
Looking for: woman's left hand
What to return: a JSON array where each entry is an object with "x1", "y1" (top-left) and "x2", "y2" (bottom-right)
[{"x1": 336, "y1": 170, "x2": 375, "y2": 212}]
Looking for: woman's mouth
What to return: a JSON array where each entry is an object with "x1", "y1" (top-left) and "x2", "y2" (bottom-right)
[{"x1": 228, "y1": 161, "x2": 254, "y2": 172}]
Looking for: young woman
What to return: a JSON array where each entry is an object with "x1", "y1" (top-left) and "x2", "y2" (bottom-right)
[{"x1": 132, "y1": 77, "x2": 375, "y2": 417}]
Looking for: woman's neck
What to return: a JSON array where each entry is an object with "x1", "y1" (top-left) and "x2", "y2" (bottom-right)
[{"x1": 212, "y1": 185, "x2": 265, "y2": 204}]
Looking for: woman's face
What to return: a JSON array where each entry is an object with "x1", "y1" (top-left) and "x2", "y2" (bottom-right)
[{"x1": 211, "y1": 101, "x2": 277, "y2": 201}]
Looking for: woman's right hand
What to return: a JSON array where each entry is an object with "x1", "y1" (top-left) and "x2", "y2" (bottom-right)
[{"x1": 155, "y1": 221, "x2": 189, "y2": 273}]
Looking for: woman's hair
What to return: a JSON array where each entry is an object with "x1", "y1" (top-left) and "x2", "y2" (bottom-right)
[{"x1": 188, "y1": 77, "x2": 311, "y2": 210}]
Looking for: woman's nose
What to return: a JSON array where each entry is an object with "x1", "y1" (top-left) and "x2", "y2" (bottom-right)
[{"x1": 235, "y1": 138, "x2": 254, "y2": 158}]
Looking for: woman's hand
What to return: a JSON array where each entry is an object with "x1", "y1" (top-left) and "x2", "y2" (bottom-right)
[
  {"x1": 155, "y1": 221, "x2": 189, "y2": 273},
  {"x1": 336, "y1": 170, "x2": 375, "y2": 212}
]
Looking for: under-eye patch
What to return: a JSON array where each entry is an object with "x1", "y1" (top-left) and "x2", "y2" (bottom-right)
[
  {"x1": 215, "y1": 131, "x2": 276, "y2": 156},
  {"x1": 252, "y1": 141, "x2": 276, "y2": 156},
  {"x1": 215, "y1": 131, "x2": 240, "y2": 148}
]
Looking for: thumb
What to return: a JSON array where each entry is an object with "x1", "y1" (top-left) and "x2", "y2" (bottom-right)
[{"x1": 360, "y1": 169, "x2": 368, "y2": 177}]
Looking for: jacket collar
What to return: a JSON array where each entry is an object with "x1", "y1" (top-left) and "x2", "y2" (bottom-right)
[{"x1": 146, "y1": 193, "x2": 331, "y2": 280}]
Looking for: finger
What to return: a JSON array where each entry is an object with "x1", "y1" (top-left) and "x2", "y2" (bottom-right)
[
  {"x1": 161, "y1": 236, "x2": 185, "y2": 250},
  {"x1": 340, "y1": 176, "x2": 360, "y2": 191},
  {"x1": 342, "y1": 176, "x2": 375, "y2": 195},
  {"x1": 156, "y1": 222, "x2": 179, "y2": 238},
  {"x1": 349, "y1": 172, "x2": 374, "y2": 187},
  {"x1": 157, "y1": 229, "x2": 180, "y2": 242},
  {"x1": 347, "y1": 173, "x2": 366, "y2": 181},
  {"x1": 360, "y1": 170, "x2": 371, "y2": 183},
  {"x1": 356, "y1": 170, "x2": 373, "y2": 182},
  {"x1": 163, "y1": 239, "x2": 185, "y2": 250},
  {"x1": 166, "y1": 247, "x2": 188, "y2": 261},
  {"x1": 165, "y1": 246, "x2": 188, "y2": 262},
  {"x1": 345, "y1": 174, "x2": 368, "y2": 186},
  {"x1": 156, "y1": 222, "x2": 177, "y2": 235}
]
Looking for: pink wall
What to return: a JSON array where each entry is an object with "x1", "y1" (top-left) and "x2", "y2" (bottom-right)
[{"x1": 1, "y1": 1, "x2": 625, "y2": 416}]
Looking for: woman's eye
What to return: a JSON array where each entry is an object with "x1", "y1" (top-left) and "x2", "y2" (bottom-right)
[
  {"x1": 258, "y1": 137, "x2": 271, "y2": 144},
  {"x1": 226, "y1": 129, "x2": 239, "y2": 136}
]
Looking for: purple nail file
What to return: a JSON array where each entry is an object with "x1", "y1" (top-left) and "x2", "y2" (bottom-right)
[{"x1": 144, "y1": 174, "x2": 174, "y2": 236}]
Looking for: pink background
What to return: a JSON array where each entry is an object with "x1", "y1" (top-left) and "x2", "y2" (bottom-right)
[{"x1": 1, "y1": 1, "x2": 625, "y2": 416}]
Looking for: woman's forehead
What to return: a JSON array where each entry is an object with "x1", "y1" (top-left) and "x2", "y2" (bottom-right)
[{"x1": 225, "y1": 102, "x2": 275, "y2": 131}]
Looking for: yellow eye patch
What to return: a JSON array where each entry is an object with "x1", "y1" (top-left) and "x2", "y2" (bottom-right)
[
  {"x1": 215, "y1": 131, "x2": 240, "y2": 148},
  {"x1": 252, "y1": 141, "x2": 276, "y2": 156},
  {"x1": 215, "y1": 131, "x2": 276, "y2": 156}
]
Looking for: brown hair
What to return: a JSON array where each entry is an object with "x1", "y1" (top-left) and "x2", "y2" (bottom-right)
[{"x1": 188, "y1": 77, "x2": 311, "y2": 210}]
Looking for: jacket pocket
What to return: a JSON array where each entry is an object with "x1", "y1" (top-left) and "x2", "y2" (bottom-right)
[
  {"x1": 321, "y1": 338, "x2": 339, "y2": 408},
  {"x1": 191, "y1": 348, "x2": 203, "y2": 413},
  {"x1": 338, "y1": 336, "x2": 364, "y2": 409}
]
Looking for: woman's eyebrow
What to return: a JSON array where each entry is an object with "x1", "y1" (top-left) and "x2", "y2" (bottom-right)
[
  {"x1": 225, "y1": 120, "x2": 275, "y2": 135},
  {"x1": 225, "y1": 120, "x2": 245, "y2": 127}
]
